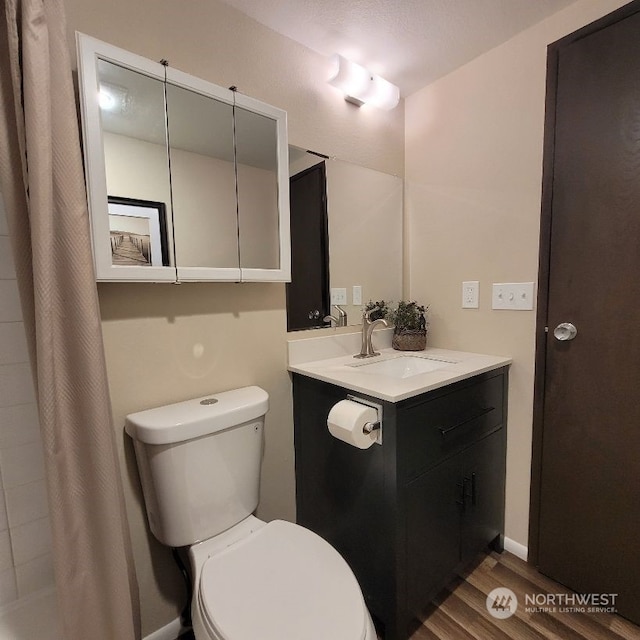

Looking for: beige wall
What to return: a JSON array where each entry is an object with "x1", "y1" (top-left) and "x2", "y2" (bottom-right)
[
  {"x1": 405, "y1": 0, "x2": 629, "y2": 549},
  {"x1": 104, "y1": 133, "x2": 172, "y2": 210},
  {"x1": 63, "y1": 0, "x2": 404, "y2": 635},
  {"x1": 325, "y1": 160, "x2": 403, "y2": 322}
]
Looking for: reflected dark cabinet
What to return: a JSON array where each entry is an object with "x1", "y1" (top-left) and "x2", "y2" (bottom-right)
[
  {"x1": 286, "y1": 163, "x2": 330, "y2": 331},
  {"x1": 292, "y1": 367, "x2": 508, "y2": 640}
]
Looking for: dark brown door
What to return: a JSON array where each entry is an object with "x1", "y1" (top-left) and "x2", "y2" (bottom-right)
[
  {"x1": 534, "y1": 2, "x2": 640, "y2": 625},
  {"x1": 286, "y1": 163, "x2": 330, "y2": 331}
]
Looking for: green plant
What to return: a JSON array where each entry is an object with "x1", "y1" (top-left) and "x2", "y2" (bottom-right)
[
  {"x1": 389, "y1": 300, "x2": 428, "y2": 332},
  {"x1": 364, "y1": 299, "x2": 392, "y2": 322}
]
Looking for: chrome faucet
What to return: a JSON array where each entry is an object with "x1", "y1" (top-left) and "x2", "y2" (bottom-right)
[
  {"x1": 354, "y1": 308, "x2": 388, "y2": 359},
  {"x1": 323, "y1": 305, "x2": 348, "y2": 327}
]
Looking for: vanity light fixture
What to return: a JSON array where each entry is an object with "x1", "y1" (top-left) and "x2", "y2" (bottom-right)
[{"x1": 327, "y1": 54, "x2": 400, "y2": 111}]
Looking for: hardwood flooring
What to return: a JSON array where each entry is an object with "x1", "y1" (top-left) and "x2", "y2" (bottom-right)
[
  {"x1": 176, "y1": 550, "x2": 640, "y2": 640},
  {"x1": 408, "y1": 551, "x2": 640, "y2": 640}
]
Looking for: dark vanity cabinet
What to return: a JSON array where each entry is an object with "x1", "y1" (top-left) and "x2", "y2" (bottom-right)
[{"x1": 292, "y1": 367, "x2": 508, "y2": 640}]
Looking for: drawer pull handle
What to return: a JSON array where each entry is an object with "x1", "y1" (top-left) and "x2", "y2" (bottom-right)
[{"x1": 438, "y1": 407, "x2": 495, "y2": 437}]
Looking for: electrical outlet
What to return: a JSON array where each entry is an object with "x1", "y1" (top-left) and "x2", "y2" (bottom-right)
[
  {"x1": 352, "y1": 285, "x2": 362, "y2": 305},
  {"x1": 331, "y1": 287, "x2": 347, "y2": 305},
  {"x1": 492, "y1": 282, "x2": 535, "y2": 310},
  {"x1": 462, "y1": 281, "x2": 479, "y2": 309}
]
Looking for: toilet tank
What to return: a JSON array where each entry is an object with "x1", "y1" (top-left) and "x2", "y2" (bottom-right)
[{"x1": 125, "y1": 386, "x2": 268, "y2": 547}]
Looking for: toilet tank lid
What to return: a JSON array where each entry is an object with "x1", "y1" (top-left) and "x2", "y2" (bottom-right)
[{"x1": 124, "y1": 386, "x2": 269, "y2": 445}]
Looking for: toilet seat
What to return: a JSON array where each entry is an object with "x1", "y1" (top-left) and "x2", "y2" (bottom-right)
[{"x1": 198, "y1": 520, "x2": 368, "y2": 640}]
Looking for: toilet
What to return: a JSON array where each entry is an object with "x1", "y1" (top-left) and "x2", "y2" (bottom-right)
[{"x1": 125, "y1": 386, "x2": 377, "y2": 640}]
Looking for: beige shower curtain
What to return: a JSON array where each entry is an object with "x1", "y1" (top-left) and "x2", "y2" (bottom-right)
[{"x1": 0, "y1": 1, "x2": 140, "y2": 638}]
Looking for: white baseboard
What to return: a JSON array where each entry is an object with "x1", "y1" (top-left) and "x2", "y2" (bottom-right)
[
  {"x1": 143, "y1": 617, "x2": 186, "y2": 640},
  {"x1": 504, "y1": 536, "x2": 528, "y2": 561}
]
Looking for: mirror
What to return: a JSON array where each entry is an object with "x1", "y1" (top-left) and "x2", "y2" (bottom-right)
[{"x1": 287, "y1": 146, "x2": 403, "y2": 330}]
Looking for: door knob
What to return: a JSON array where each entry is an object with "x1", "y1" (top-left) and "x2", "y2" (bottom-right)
[
  {"x1": 308, "y1": 309, "x2": 320, "y2": 320},
  {"x1": 553, "y1": 322, "x2": 577, "y2": 341}
]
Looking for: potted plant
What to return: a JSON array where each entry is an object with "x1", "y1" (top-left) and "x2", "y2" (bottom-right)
[
  {"x1": 389, "y1": 300, "x2": 428, "y2": 351},
  {"x1": 364, "y1": 299, "x2": 392, "y2": 322}
]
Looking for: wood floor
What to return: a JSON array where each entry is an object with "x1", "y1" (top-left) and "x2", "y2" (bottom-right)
[
  {"x1": 407, "y1": 551, "x2": 640, "y2": 640},
  {"x1": 177, "y1": 550, "x2": 640, "y2": 640}
]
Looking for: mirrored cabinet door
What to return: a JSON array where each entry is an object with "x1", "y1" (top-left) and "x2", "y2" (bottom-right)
[
  {"x1": 235, "y1": 95, "x2": 290, "y2": 282},
  {"x1": 78, "y1": 35, "x2": 176, "y2": 281},
  {"x1": 235, "y1": 105, "x2": 279, "y2": 272},
  {"x1": 165, "y1": 78, "x2": 241, "y2": 281},
  {"x1": 100, "y1": 62, "x2": 174, "y2": 270}
]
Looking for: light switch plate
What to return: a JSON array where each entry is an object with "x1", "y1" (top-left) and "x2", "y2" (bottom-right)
[
  {"x1": 352, "y1": 285, "x2": 362, "y2": 306},
  {"x1": 462, "y1": 281, "x2": 479, "y2": 309},
  {"x1": 492, "y1": 282, "x2": 535, "y2": 310},
  {"x1": 331, "y1": 287, "x2": 347, "y2": 305}
]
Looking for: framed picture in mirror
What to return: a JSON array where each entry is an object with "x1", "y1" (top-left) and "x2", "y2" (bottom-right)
[{"x1": 107, "y1": 196, "x2": 170, "y2": 267}]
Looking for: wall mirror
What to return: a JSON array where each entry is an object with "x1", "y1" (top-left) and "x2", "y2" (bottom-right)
[
  {"x1": 287, "y1": 146, "x2": 403, "y2": 331},
  {"x1": 77, "y1": 33, "x2": 290, "y2": 283}
]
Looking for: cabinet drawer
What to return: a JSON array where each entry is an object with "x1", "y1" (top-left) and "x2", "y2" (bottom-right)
[{"x1": 399, "y1": 373, "x2": 504, "y2": 482}]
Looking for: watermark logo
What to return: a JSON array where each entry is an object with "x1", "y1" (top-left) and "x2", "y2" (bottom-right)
[
  {"x1": 486, "y1": 587, "x2": 518, "y2": 619},
  {"x1": 485, "y1": 589, "x2": 618, "y2": 620},
  {"x1": 524, "y1": 592, "x2": 617, "y2": 614}
]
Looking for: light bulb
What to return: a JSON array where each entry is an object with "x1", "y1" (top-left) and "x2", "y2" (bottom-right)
[{"x1": 98, "y1": 88, "x2": 116, "y2": 111}]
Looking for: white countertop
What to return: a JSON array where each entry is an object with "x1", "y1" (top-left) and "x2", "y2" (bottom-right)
[{"x1": 287, "y1": 330, "x2": 511, "y2": 402}]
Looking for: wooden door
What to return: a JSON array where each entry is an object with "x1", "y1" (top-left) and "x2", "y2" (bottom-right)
[
  {"x1": 533, "y1": 2, "x2": 640, "y2": 625},
  {"x1": 286, "y1": 163, "x2": 330, "y2": 331}
]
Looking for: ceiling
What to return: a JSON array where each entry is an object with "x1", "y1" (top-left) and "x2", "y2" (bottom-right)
[{"x1": 220, "y1": 0, "x2": 577, "y2": 96}]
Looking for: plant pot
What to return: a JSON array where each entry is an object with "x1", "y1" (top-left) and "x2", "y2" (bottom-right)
[{"x1": 392, "y1": 328, "x2": 427, "y2": 351}]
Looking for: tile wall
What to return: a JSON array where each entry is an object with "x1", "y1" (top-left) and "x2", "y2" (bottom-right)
[{"x1": 0, "y1": 196, "x2": 54, "y2": 606}]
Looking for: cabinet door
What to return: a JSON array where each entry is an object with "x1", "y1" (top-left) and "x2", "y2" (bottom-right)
[
  {"x1": 405, "y1": 454, "x2": 462, "y2": 614},
  {"x1": 165, "y1": 72, "x2": 242, "y2": 282},
  {"x1": 234, "y1": 93, "x2": 290, "y2": 282},
  {"x1": 460, "y1": 429, "x2": 505, "y2": 567}
]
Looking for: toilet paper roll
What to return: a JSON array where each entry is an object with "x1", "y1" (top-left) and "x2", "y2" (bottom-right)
[{"x1": 327, "y1": 400, "x2": 379, "y2": 449}]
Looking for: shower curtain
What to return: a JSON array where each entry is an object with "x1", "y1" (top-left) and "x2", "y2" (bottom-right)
[{"x1": 0, "y1": 1, "x2": 140, "y2": 638}]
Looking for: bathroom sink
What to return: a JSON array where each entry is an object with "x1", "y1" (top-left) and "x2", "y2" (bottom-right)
[{"x1": 349, "y1": 355, "x2": 456, "y2": 379}]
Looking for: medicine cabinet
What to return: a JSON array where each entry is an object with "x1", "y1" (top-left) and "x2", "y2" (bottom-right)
[{"x1": 76, "y1": 33, "x2": 290, "y2": 283}]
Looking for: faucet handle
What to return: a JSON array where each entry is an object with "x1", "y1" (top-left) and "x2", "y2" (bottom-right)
[{"x1": 334, "y1": 305, "x2": 348, "y2": 327}]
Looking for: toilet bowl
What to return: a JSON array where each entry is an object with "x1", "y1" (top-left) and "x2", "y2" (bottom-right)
[
  {"x1": 125, "y1": 386, "x2": 376, "y2": 640},
  {"x1": 190, "y1": 517, "x2": 376, "y2": 640}
]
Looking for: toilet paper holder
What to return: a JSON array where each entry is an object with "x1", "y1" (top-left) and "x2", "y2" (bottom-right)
[{"x1": 346, "y1": 394, "x2": 383, "y2": 445}]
